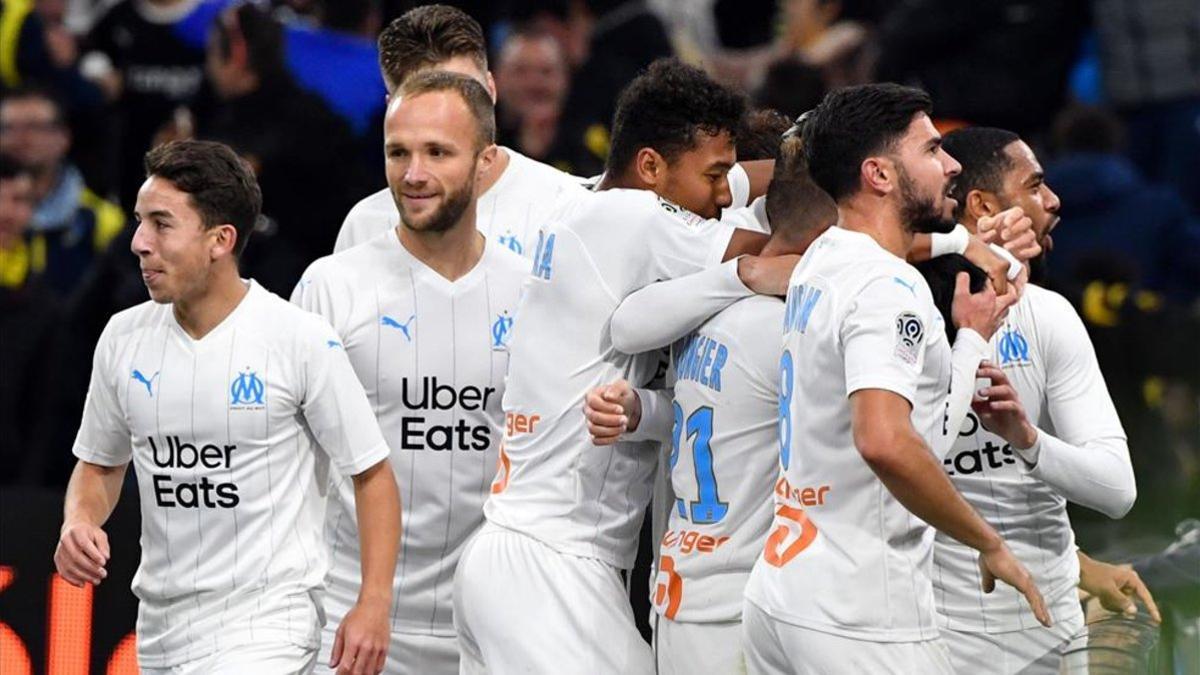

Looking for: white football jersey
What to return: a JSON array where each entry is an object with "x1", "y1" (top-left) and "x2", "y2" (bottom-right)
[
  {"x1": 333, "y1": 147, "x2": 586, "y2": 258},
  {"x1": 293, "y1": 231, "x2": 528, "y2": 637},
  {"x1": 744, "y1": 226, "x2": 952, "y2": 642},
  {"x1": 72, "y1": 281, "x2": 389, "y2": 668},
  {"x1": 654, "y1": 295, "x2": 782, "y2": 624},
  {"x1": 484, "y1": 189, "x2": 735, "y2": 568},
  {"x1": 934, "y1": 285, "x2": 1129, "y2": 633}
]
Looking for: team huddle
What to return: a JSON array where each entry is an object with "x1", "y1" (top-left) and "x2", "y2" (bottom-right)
[{"x1": 51, "y1": 5, "x2": 1155, "y2": 675}]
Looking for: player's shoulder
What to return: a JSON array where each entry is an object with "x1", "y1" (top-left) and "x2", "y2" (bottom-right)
[
  {"x1": 483, "y1": 239, "x2": 532, "y2": 278},
  {"x1": 503, "y1": 147, "x2": 582, "y2": 187},
  {"x1": 345, "y1": 188, "x2": 395, "y2": 221},
  {"x1": 101, "y1": 299, "x2": 171, "y2": 344},
  {"x1": 250, "y1": 282, "x2": 341, "y2": 341},
  {"x1": 722, "y1": 293, "x2": 785, "y2": 324},
  {"x1": 1022, "y1": 283, "x2": 1075, "y2": 314},
  {"x1": 717, "y1": 295, "x2": 786, "y2": 345},
  {"x1": 304, "y1": 230, "x2": 394, "y2": 283}
]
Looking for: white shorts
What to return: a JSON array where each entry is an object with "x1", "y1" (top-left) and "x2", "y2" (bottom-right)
[
  {"x1": 453, "y1": 523, "x2": 654, "y2": 675},
  {"x1": 943, "y1": 592, "x2": 1087, "y2": 675},
  {"x1": 742, "y1": 599, "x2": 953, "y2": 675},
  {"x1": 654, "y1": 616, "x2": 744, "y2": 675},
  {"x1": 314, "y1": 623, "x2": 458, "y2": 675},
  {"x1": 140, "y1": 641, "x2": 317, "y2": 675}
]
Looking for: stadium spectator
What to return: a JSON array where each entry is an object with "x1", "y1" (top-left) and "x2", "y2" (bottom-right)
[
  {"x1": 0, "y1": 154, "x2": 61, "y2": 487},
  {"x1": 495, "y1": 28, "x2": 570, "y2": 162},
  {"x1": 1043, "y1": 105, "x2": 1200, "y2": 305},
  {"x1": 514, "y1": 0, "x2": 675, "y2": 176},
  {"x1": 0, "y1": 87, "x2": 125, "y2": 296},
  {"x1": 195, "y1": 2, "x2": 371, "y2": 268},
  {"x1": 82, "y1": 0, "x2": 224, "y2": 209},
  {"x1": 1090, "y1": 0, "x2": 1200, "y2": 213}
]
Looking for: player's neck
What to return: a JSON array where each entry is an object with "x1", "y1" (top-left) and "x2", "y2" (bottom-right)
[
  {"x1": 836, "y1": 197, "x2": 913, "y2": 259},
  {"x1": 172, "y1": 268, "x2": 249, "y2": 339},
  {"x1": 396, "y1": 218, "x2": 486, "y2": 282},
  {"x1": 476, "y1": 146, "x2": 511, "y2": 197}
]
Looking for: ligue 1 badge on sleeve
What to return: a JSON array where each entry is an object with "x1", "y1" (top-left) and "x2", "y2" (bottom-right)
[{"x1": 894, "y1": 311, "x2": 925, "y2": 365}]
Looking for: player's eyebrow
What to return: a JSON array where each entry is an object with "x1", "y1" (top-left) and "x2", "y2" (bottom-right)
[
  {"x1": 926, "y1": 135, "x2": 942, "y2": 151},
  {"x1": 136, "y1": 209, "x2": 176, "y2": 221},
  {"x1": 1023, "y1": 170, "x2": 1045, "y2": 186},
  {"x1": 708, "y1": 160, "x2": 735, "y2": 173}
]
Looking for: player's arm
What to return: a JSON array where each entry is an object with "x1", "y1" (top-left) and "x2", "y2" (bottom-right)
[
  {"x1": 584, "y1": 380, "x2": 674, "y2": 446},
  {"x1": 850, "y1": 389, "x2": 1050, "y2": 626},
  {"x1": 55, "y1": 460, "x2": 126, "y2": 587},
  {"x1": 331, "y1": 458, "x2": 401, "y2": 675},
  {"x1": 609, "y1": 254, "x2": 797, "y2": 354},
  {"x1": 934, "y1": 272, "x2": 1018, "y2": 458},
  {"x1": 57, "y1": 319, "x2": 131, "y2": 588},
  {"x1": 976, "y1": 299, "x2": 1136, "y2": 518}
]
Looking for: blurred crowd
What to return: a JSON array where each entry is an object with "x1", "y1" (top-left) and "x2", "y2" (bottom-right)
[{"x1": 0, "y1": 0, "x2": 1197, "y2": 558}]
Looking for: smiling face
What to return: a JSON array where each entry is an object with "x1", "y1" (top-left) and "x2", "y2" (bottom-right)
[
  {"x1": 384, "y1": 89, "x2": 492, "y2": 234},
  {"x1": 889, "y1": 113, "x2": 961, "y2": 234},
  {"x1": 131, "y1": 176, "x2": 234, "y2": 304}
]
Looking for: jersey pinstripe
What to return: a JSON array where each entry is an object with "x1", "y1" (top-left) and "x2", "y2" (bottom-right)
[
  {"x1": 72, "y1": 281, "x2": 389, "y2": 668},
  {"x1": 293, "y1": 231, "x2": 527, "y2": 637}
]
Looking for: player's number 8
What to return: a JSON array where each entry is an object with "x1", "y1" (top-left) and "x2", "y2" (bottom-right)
[{"x1": 778, "y1": 350, "x2": 794, "y2": 470}]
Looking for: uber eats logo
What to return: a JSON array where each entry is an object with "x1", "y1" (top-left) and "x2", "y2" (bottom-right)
[
  {"x1": 943, "y1": 412, "x2": 1017, "y2": 476},
  {"x1": 400, "y1": 377, "x2": 497, "y2": 451},
  {"x1": 148, "y1": 436, "x2": 240, "y2": 508}
]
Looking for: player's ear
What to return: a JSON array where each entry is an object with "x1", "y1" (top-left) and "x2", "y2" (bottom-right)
[
  {"x1": 209, "y1": 223, "x2": 238, "y2": 260},
  {"x1": 485, "y1": 72, "x2": 498, "y2": 104},
  {"x1": 477, "y1": 143, "x2": 498, "y2": 176},
  {"x1": 861, "y1": 156, "x2": 892, "y2": 195},
  {"x1": 633, "y1": 147, "x2": 666, "y2": 188},
  {"x1": 965, "y1": 189, "x2": 999, "y2": 220}
]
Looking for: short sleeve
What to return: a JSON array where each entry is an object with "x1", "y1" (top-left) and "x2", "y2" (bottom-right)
[
  {"x1": 841, "y1": 275, "x2": 929, "y2": 405},
  {"x1": 291, "y1": 259, "x2": 350, "y2": 335},
  {"x1": 298, "y1": 318, "x2": 390, "y2": 477},
  {"x1": 72, "y1": 320, "x2": 132, "y2": 466}
]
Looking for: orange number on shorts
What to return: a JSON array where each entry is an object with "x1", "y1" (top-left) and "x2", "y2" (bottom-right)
[
  {"x1": 490, "y1": 442, "x2": 511, "y2": 494},
  {"x1": 653, "y1": 555, "x2": 683, "y2": 619},
  {"x1": 763, "y1": 505, "x2": 818, "y2": 567}
]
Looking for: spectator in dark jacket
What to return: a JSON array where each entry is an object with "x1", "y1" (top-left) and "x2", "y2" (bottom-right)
[
  {"x1": 195, "y1": 2, "x2": 369, "y2": 277},
  {"x1": 1043, "y1": 105, "x2": 1200, "y2": 305}
]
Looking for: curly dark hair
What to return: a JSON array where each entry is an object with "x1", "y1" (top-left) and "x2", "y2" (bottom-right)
[
  {"x1": 941, "y1": 126, "x2": 1020, "y2": 219},
  {"x1": 144, "y1": 140, "x2": 262, "y2": 257},
  {"x1": 803, "y1": 83, "x2": 932, "y2": 201},
  {"x1": 605, "y1": 58, "x2": 747, "y2": 176}
]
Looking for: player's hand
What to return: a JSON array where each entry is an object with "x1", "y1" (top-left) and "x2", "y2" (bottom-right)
[
  {"x1": 978, "y1": 207, "x2": 1041, "y2": 264},
  {"x1": 951, "y1": 272, "x2": 1018, "y2": 341},
  {"x1": 1078, "y1": 554, "x2": 1161, "y2": 623},
  {"x1": 978, "y1": 543, "x2": 1052, "y2": 627},
  {"x1": 737, "y1": 254, "x2": 801, "y2": 296},
  {"x1": 54, "y1": 521, "x2": 110, "y2": 587},
  {"x1": 972, "y1": 364, "x2": 1038, "y2": 450},
  {"x1": 962, "y1": 235, "x2": 1009, "y2": 297},
  {"x1": 329, "y1": 598, "x2": 389, "y2": 674},
  {"x1": 584, "y1": 380, "x2": 640, "y2": 445}
]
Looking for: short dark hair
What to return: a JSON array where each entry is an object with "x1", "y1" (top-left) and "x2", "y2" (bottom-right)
[
  {"x1": 738, "y1": 108, "x2": 792, "y2": 161},
  {"x1": 606, "y1": 58, "x2": 747, "y2": 176},
  {"x1": 397, "y1": 70, "x2": 496, "y2": 151},
  {"x1": 0, "y1": 153, "x2": 32, "y2": 181},
  {"x1": 214, "y1": 4, "x2": 287, "y2": 82},
  {"x1": 0, "y1": 85, "x2": 67, "y2": 125},
  {"x1": 915, "y1": 254, "x2": 987, "y2": 343},
  {"x1": 803, "y1": 83, "x2": 932, "y2": 201},
  {"x1": 766, "y1": 134, "x2": 837, "y2": 244},
  {"x1": 378, "y1": 5, "x2": 488, "y2": 90},
  {"x1": 942, "y1": 126, "x2": 1021, "y2": 218},
  {"x1": 144, "y1": 140, "x2": 262, "y2": 257}
]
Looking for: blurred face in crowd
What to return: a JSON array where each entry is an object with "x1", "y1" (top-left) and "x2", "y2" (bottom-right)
[
  {"x1": 0, "y1": 97, "x2": 70, "y2": 176},
  {"x1": 890, "y1": 112, "x2": 960, "y2": 234},
  {"x1": 131, "y1": 177, "x2": 235, "y2": 304},
  {"x1": 385, "y1": 90, "x2": 495, "y2": 234},
  {"x1": 652, "y1": 129, "x2": 737, "y2": 220},
  {"x1": 496, "y1": 33, "x2": 568, "y2": 119},
  {"x1": 0, "y1": 173, "x2": 35, "y2": 242}
]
